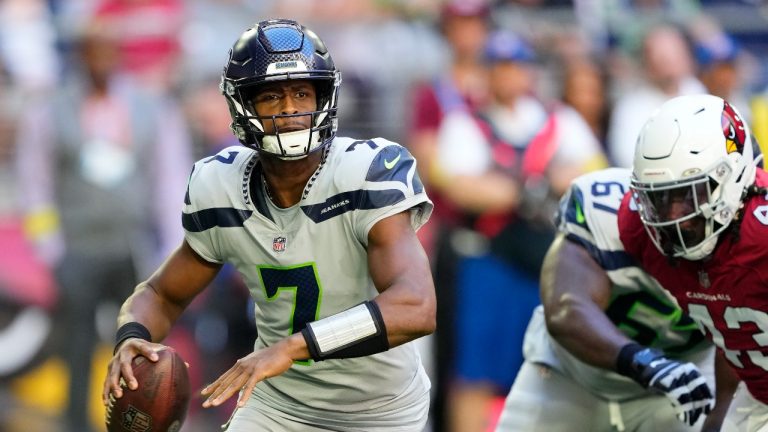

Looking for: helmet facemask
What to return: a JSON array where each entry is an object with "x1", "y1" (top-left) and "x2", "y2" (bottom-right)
[
  {"x1": 224, "y1": 74, "x2": 340, "y2": 159},
  {"x1": 632, "y1": 168, "x2": 728, "y2": 260}
]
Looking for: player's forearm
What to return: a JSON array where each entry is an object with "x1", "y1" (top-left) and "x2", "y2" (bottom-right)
[
  {"x1": 115, "y1": 241, "x2": 220, "y2": 346},
  {"x1": 280, "y1": 332, "x2": 311, "y2": 361},
  {"x1": 543, "y1": 236, "x2": 631, "y2": 369},
  {"x1": 546, "y1": 296, "x2": 632, "y2": 370},
  {"x1": 299, "y1": 294, "x2": 430, "y2": 362},
  {"x1": 374, "y1": 284, "x2": 436, "y2": 347},
  {"x1": 117, "y1": 282, "x2": 185, "y2": 343}
]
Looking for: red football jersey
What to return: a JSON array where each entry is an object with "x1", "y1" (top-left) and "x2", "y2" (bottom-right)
[{"x1": 618, "y1": 169, "x2": 768, "y2": 404}]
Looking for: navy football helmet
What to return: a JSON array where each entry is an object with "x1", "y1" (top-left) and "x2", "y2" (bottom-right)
[{"x1": 221, "y1": 19, "x2": 340, "y2": 158}]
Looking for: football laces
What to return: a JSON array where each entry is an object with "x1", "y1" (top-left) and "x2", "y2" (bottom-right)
[{"x1": 105, "y1": 377, "x2": 127, "y2": 425}]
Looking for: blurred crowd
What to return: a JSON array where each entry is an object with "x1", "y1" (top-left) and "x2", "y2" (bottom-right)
[{"x1": 0, "y1": 0, "x2": 767, "y2": 431}]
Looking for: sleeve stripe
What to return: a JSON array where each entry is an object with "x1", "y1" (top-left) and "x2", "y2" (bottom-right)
[
  {"x1": 564, "y1": 233, "x2": 637, "y2": 271},
  {"x1": 301, "y1": 189, "x2": 406, "y2": 223},
  {"x1": 182, "y1": 208, "x2": 253, "y2": 232},
  {"x1": 560, "y1": 187, "x2": 589, "y2": 231}
]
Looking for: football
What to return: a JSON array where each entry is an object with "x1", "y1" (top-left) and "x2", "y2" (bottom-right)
[{"x1": 106, "y1": 347, "x2": 191, "y2": 432}]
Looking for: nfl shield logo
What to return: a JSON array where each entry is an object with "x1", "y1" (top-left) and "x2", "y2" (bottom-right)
[{"x1": 273, "y1": 236, "x2": 287, "y2": 253}]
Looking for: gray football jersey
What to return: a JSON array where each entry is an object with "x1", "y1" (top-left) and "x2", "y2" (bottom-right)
[
  {"x1": 525, "y1": 168, "x2": 711, "y2": 400},
  {"x1": 182, "y1": 137, "x2": 432, "y2": 424}
]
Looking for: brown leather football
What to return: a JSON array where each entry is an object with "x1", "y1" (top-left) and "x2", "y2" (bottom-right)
[{"x1": 106, "y1": 347, "x2": 191, "y2": 432}]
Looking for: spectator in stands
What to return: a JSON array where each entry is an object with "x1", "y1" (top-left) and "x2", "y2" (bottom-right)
[
  {"x1": 559, "y1": 59, "x2": 610, "y2": 149},
  {"x1": 533, "y1": 58, "x2": 610, "y2": 194},
  {"x1": 405, "y1": 2, "x2": 491, "y2": 430},
  {"x1": 0, "y1": 0, "x2": 59, "y2": 94},
  {"x1": 92, "y1": 0, "x2": 185, "y2": 93},
  {"x1": 690, "y1": 17, "x2": 751, "y2": 119},
  {"x1": 15, "y1": 21, "x2": 192, "y2": 432},
  {"x1": 607, "y1": 23, "x2": 705, "y2": 167},
  {"x1": 432, "y1": 29, "x2": 569, "y2": 432}
]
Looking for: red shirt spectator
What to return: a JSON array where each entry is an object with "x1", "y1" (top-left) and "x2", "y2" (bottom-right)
[{"x1": 94, "y1": 0, "x2": 184, "y2": 91}]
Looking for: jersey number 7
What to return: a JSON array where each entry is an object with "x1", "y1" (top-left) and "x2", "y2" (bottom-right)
[{"x1": 258, "y1": 263, "x2": 322, "y2": 364}]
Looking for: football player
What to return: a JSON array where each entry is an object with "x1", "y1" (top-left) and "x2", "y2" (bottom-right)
[
  {"x1": 496, "y1": 167, "x2": 722, "y2": 431},
  {"x1": 619, "y1": 94, "x2": 768, "y2": 431},
  {"x1": 102, "y1": 19, "x2": 436, "y2": 431}
]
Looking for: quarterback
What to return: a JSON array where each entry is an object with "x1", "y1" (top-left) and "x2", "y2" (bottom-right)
[
  {"x1": 102, "y1": 19, "x2": 436, "y2": 431},
  {"x1": 619, "y1": 94, "x2": 768, "y2": 431}
]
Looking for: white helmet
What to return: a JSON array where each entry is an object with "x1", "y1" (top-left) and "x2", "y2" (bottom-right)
[{"x1": 630, "y1": 94, "x2": 758, "y2": 261}]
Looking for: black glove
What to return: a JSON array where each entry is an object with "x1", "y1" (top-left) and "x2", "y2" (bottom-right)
[{"x1": 616, "y1": 343, "x2": 713, "y2": 426}]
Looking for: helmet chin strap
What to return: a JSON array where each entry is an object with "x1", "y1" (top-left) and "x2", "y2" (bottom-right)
[
  {"x1": 679, "y1": 235, "x2": 717, "y2": 261},
  {"x1": 261, "y1": 129, "x2": 320, "y2": 160},
  {"x1": 676, "y1": 216, "x2": 718, "y2": 261}
]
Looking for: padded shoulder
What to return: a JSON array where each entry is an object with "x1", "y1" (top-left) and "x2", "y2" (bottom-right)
[
  {"x1": 558, "y1": 168, "x2": 630, "y2": 230},
  {"x1": 300, "y1": 137, "x2": 431, "y2": 236},
  {"x1": 184, "y1": 146, "x2": 257, "y2": 211},
  {"x1": 325, "y1": 137, "x2": 424, "y2": 195},
  {"x1": 557, "y1": 168, "x2": 634, "y2": 269}
]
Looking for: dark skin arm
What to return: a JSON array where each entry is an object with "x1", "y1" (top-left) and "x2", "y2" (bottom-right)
[
  {"x1": 546, "y1": 233, "x2": 725, "y2": 423},
  {"x1": 367, "y1": 210, "x2": 437, "y2": 345},
  {"x1": 102, "y1": 240, "x2": 222, "y2": 404},
  {"x1": 700, "y1": 349, "x2": 741, "y2": 432},
  {"x1": 542, "y1": 233, "x2": 633, "y2": 369},
  {"x1": 199, "y1": 210, "x2": 436, "y2": 408}
]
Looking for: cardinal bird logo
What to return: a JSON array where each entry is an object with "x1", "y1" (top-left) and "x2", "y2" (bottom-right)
[{"x1": 721, "y1": 101, "x2": 746, "y2": 154}]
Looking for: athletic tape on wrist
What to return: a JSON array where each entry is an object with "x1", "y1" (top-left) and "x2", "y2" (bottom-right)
[
  {"x1": 302, "y1": 301, "x2": 388, "y2": 361},
  {"x1": 114, "y1": 322, "x2": 152, "y2": 354},
  {"x1": 615, "y1": 342, "x2": 647, "y2": 377}
]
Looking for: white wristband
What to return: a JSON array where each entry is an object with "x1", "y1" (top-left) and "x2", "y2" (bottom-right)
[{"x1": 307, "y1": 303, "x2": 378, "y2": 355}]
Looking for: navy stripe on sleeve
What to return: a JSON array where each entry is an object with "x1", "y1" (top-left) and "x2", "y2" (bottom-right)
[
  {"x1": 182, "y1": 208, "x2": 253, "y2": 232},
  {"x1": 564, "y1": 233, "x2": 636, "y2": 271},
  {"x1": 301, "y1": 189, "x2": 406, "y2": 223}
]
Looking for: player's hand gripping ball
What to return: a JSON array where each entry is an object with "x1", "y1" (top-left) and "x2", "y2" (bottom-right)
[{"x1": 106, "y1": 347, "x2": 191, "y2": 432}]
